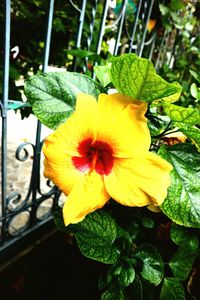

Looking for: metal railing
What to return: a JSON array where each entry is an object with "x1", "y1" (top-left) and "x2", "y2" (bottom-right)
[{"x1": 0, "y1": 0, "x2": 176, "y2": 259}]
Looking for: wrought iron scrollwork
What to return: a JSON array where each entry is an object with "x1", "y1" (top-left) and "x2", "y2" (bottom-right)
[
  {"x1": 15, "y1": 142, "x2": 35, "y2": 162},
  {"x1": 8, "y1": 210, "x2": 31, "y2": 237},
  {"x1": 6, "y1": 191, "x2": 22, "y2": 212},
  {"x1": 1, "y1": 137, "x2": 59, "y2": 238}
]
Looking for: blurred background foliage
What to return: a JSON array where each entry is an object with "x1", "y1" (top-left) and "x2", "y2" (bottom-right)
[
  {"x1": 0, "y1": 0, "x2": 199, "y2": 118},
  {"x1": 158, "y1": 0, "x2": 200, "y2": 108}
]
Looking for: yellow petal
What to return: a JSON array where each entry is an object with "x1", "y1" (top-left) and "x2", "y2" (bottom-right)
[
  {"x1": 130, "y1": 151, "x2": 173, "y2": 205},
  {"x1": 43, "y1": 155, "x2": 83, "y2": 195},
  {"x1": 44, "y1": 93, "x2": 99, "y2": 159},
  {"x1": 73, "y1": 93, "x2": 99, "y2": 141},
  {"x1": 147, "y1": 205, "x2": 161, "y2": 213},
  {"x1": 63, "y1": 172, "x2": 110, "y2": 226},
  {"x1": 97, "y1": 93, "x2": 151, "y2": 157},
  {"x1": 42, "y1": 93, "x2": 101, "y2": 194},
  {"x1": 104, "y1": 158, "x2": 152, "y2": 206},
  {"x1": 43, "y1": 128, "x2": 76, "y2": 164},
  {"x1": 64, "y1": 93, "x2": 99, "y2": 150},
  {"x1": 105, "y1": 153, "x2": 172, "y2": 207}
]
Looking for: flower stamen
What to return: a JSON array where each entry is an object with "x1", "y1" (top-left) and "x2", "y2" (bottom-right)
[
  {"x1": 72, "y1": 138, "x2": 114, "y2": 175},
  {"x1": 90, "y1": 149, "x2": 98, "y2": 172}
]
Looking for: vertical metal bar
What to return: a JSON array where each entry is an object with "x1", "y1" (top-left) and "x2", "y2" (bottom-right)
[
  {"x1": 42, "y1": 0, "x2": 55, "y2": 73},
  {"x1": 73, "y1": 0, "x2": 87, "y2": 71},
  {"x1": 155, "y1": 29, "x2": 168, "y2": 70},
  {"x1": 159, "y1": 39, "x2": 168, "y2": 69},
  {"x1": 91, "y1": 0, "x2": 109, "y2": 80},
  {"x1": 86, "y1": 0, "x2": 98, "y2": 52},
  {"x1": 138, "y1": 0, "x2": 155, "y2": 57},
  {"x1": 31, "y1": 0, "x2": 54, "y2": 219},
  {"x1": 1, "y1": 0, "x2": 11, "y2": 243},
  {"x1": 128, "y1": 0, "x2": 143, "y2": 53},
  {"x1": 113, "y1": 0, "x2": 128, "y2": 56},
  {"x1": 167, "y1": 30, "x2": 178, "y2": 69},
  {"x1": 96, "y1": 0, "x2": 109, "y2": 55},
  {"x1": 84, "y1": 0, "x2": 98, "y2": 73},
  {"x1": 75, "y1": 0, "x2": 87, "y2": 49},
  {"x1": 148, "y1": 32, "x2": 156, "y2": 61}
]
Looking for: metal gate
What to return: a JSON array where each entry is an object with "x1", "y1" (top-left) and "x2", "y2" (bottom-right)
[{"x1": 0, "y1": 0, "x2": 177, "y2": 260}]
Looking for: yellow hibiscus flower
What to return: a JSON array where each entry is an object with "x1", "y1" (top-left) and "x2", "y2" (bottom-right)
[{"x1": 43, "y1": 93, "x2": 173, "y2": 226}]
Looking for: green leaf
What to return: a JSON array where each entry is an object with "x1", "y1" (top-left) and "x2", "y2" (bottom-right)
[
  {"x1": 142, "y1": 217, "x2": 155, "y2": 229},
  {"x1": 66, "y1": 49, "x2": 100, "y2": 61},
  {"x1": 24, "y1": 71, "x2": 104, "y2": 129},
  {"x1": 147, "y1": 107, "x2": 171, "y2": 137},
  {"x1": 134, "y1": 244, "x2": 164, "y2": 285},
  {"x1": 109, "y1": 54, "x2": 182, "y2": 102},
  {"x1": 159, "y1": 143, "x2": 200, "y2": 227},
  {"x1": 98, "y1": 270, "x2": 109, "y2": 290},
  {"x1": 160, "y1": 278, "x2": 185, "y2": 300},
  {"x1": 118, "y1": 264, "x2": 135, "y2": 287},
  {"x1": 190, "y1": 83, "x2": 200, "y2": 100},
  {"x1": 94, "y1": 62, "x2": 112, "y2": 87},
  {"x1": 169, "y1": 0, "x2": 185, "y2": 11},
  {"x1": 162, "y1": 102, "x2": 200, "y2": 125},
  {"x1": 169, "y1": 243, "x2": 198, "y2": 280},
  {"x1": 8, "y1": 100, "x2": 30, "y2": 110},
  {"x1": 53, "y1": 205, "x2": 66, "y2": 232},
  {"x1": 189, "y1": 70, "x2": 200, "y2": 83},
  {"x1": 170, "y1": 223, "x2": 194, "y2": 246},
  {"x1": 176, "y1": 123, "x2": 200, "y2": 149},
  {"x1": 159, "y1": 4, "x2": 169, "y2": 16},
  {"x1": 74, "y1": 210, "x2": 119, "y2": 264},
  {"x1": 101, "y1": 287, "x2": 125, "y2": 300}
]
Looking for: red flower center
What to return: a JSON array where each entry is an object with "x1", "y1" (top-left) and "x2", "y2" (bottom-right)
[{"x1": 72, "y1": 138, "x2": 114, "y2": 175}]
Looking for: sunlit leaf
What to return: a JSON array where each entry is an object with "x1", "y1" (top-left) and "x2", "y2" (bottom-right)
[
  {"x1": 159, "y1": 4, "x2": 170, "y2": 15},
  {"x1": 24, "y1": 71, "x2": 104, "y2": 129},
  {"x1": 109, "y1": 54, "x2": 181, "y2": 102},
  {"x1": 189, "y1": 70, "x2": 200, "y2": 83},
  {"x1": 190, "y1": 83, "x2": 200, "y2": 100},
  {"x1": 159, "y1": 143, "x2": 200, "y2": 227},
  {"x1": 94, "y1": 62, "x2": 112, "y2": 87},
  {"x1": 175, "y1": 123, "x2": 200, "y2": 149},
  {"x1": 66, "y1": 49, "x2": 101, "y2": 61},
  {"x1": 162, "y1": 102, "x2": 200, "y2": 125}
]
